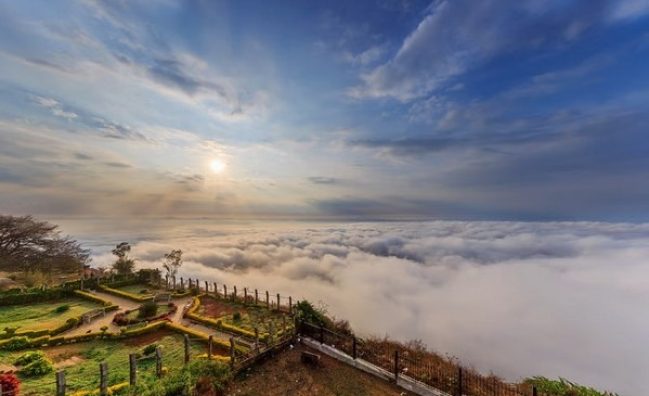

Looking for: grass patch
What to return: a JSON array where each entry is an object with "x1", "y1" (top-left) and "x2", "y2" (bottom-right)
[
  {"x1": 125, "y1": 304, "x2": 173, "y2": 321},
  {"x1": 0, "y1": 331, "x2": 208, "y2": 395},
  {"x1": 0, "y1": 298, "x2": 102, "y2": 334},
  {"x1": 111, "y1": 283, "x2": 161, "y2": 298},
  {"x1": 197, "y1": 296, "x2": 291, "y2": 335}
]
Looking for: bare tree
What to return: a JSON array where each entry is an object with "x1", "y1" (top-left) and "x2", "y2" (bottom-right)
[
  {"x1": 112, "y1": 242, "x2": 135, "y2": 275},
  {"x1": 0, "y1": 215, "x2": 89, "y2": 274},
  {"x1": 163, "y1": 249, "x2": 183, "y2": 280}
]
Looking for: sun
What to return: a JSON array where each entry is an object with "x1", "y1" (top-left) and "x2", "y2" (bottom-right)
[{"x1": 209, "y1": 158, "x2": 226, "y2": 174}]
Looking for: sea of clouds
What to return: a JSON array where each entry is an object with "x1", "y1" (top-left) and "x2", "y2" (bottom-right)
[{"x1": 72, "y1": 219, "x2": 649, "y2": 395}]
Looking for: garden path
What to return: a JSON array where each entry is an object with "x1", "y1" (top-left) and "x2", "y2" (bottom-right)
[
  {"x1": 63, "y1": 289, "x2": 140, "y2": 336},
  {"x1": 61, "y1": 291, "x2": 236, "y2": 345}
]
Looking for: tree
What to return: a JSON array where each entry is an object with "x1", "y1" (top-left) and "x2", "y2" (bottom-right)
[
  {"x1": 112, "y1": 242, "x2": 135, "y2": 275},
  {"x1": 0, "y1": 215, "x2": 89, "y2": 274},
  {"x1": 163, "y1": 249, "x2": 183, "y2": 280}
]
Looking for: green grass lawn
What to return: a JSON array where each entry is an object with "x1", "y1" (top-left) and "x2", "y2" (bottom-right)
[
  {"x1": 0, "y1": 331, "x2": 207, "y2": 395},
  {"x1": 124, "y1": 303, "x2": 174, "y2": 321},
  {"x1": 0, "y1": 298, "x2": 103, "y2": 333},
  {"x1": 198, "y1": 298, "x2": 291, "y2": 334},
  {"x1": 112, "y1": 283, "x2": 162, "y2": 297}
]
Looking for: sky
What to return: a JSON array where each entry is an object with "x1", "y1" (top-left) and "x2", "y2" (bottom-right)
[{"x1": 1, "y1": 0, "x2": 649, "y2": 221}]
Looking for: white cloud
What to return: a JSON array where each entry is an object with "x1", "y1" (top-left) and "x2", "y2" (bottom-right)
[
  {"x1": 609, "y1": 0, "x2": 649, "y2": 21},
  {"x1": 349, "y1": 0, "x2": 631, "y2": 102},
  {"x1": 33, "y1": 95, "x2": 78, "y2": 120},
  {"x1": 81, "y1": 220, "x2": 649, "y2": 395}
]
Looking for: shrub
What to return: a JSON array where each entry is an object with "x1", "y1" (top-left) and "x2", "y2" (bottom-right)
[
  {"x1": 143, "y1": 343, "x2": 158, "y2": 356},
  {"x1": 139, "y1": 301, "x2": 158, "y2": 318},
  {"x1": 0, "y1": 373, "x2": 20, "y2": 396},
  {"x1": 22, "y1": 356, "x2": 54, "y2": 377},
  {"x1": 55, "y1": 304, "x2": 70, "y2": 313},
  {"x1": 23, "y1": 270, "x2": 48, "y2": 288},
  {"x1": 525, "y1": 377, "x2": 615, "y2": 396},
  {"x1": 14, "y1": 350, "x2": 46, "y2": 366},
  {"x1": 3, "y1": 327, "x2": 17, "y2": 336},
  {"x1": 2, "y1": 336, "x2": 30, "y2": 350},
  {"x1": 295, "y1": 300, "x2": 329, "y2": 326}
]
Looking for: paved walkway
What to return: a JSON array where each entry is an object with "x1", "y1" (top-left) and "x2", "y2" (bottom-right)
[
  {"x1": 65, "y1": 290, "x2": 139, "y2": 336},
  {"x1": 61, "y1": 291, "x2": 240, "y2": 344}
]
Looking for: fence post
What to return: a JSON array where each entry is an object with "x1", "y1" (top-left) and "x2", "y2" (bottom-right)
[
  {"x1": 99, "y1": 362, "x2": 108, "y2": 396},
  {"x1": 213, "y1": 282, "x2": 218, "y2": 297},
  {"x1": 233, "y1": 286, "x2": 237, "y2": 301},
  {"x1": 266, "y1": 291, "x2": 270, "y2": 309},
  {"x1": 207, "y1": 335, "x2": 213, "y2": 360},
  {"x1": 276, "y1": 293, "x2": 280, "y2": 311},
  {"x1": 184, "y1": 334, "x2": 190, "y2": 364},
  {"x1": 289, "y1": 296, "x2": 292, "y2": 314},
  {"x1": 244, "y1": 288, "x2": 248, "y2": 304},
  {"x1": 56, "y1": 370, "x2": 66, "y2": 396},
  {"x1": 155, "y1": 347, "x2": 162, "y2": 377},
  {"x1": 255, "y1": 289, "x2": 259, "y2": 305},
  {"x1": 205, "y1": 281, "x2": 208, "y2": 294},
  {"x1": 129, "y1": 353, "x2": 137, "y2": 386},
  {"x1": 224, "y1": 285, "x2": 228, "y2": 299},
  {"x1": 393, "y1": 350, "x2": 399, "y2": 382},
  {"x1": 352, "y1": 336, "x2": 357, "y2": 359},
  {"x1": 173, "y1": 276, "x2": 176, "y2": 290},
  {"x1": 457, "y1": 367, "x2": 463, "y2": 396},
  {"x1": 180, "y1": 277, "x2": 184, "y2": 291},
  {"x1": 295, "y1": 317, "x2": 301, "y2": 336},
  {"x1": 319, "y1": 324, "x2": 324, "y2": 344},
  {"x1": 229, "y1": 337, "x2": 235, "y2": 369}
]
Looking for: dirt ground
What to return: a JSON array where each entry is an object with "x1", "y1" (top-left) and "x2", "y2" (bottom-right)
[
  {"x1": 226, "y1": 343, "x2": 413, "y2": 396},
  {"x1": 200, "y1": 296, "x2": 242, "y2": 317}
]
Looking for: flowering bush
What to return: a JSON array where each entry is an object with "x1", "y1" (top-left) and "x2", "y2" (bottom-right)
[{"x1": 0, "y1": 372, "x2": 20, "y2": 395}]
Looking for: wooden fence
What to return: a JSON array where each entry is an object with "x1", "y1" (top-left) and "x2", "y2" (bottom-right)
[{"x1": 299, "y1": 320, "x2": 551, "y2": 396}]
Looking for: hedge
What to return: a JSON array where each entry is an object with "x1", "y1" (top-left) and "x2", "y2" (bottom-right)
[
  {"x1": 195, "y1": 353, "x2": 232, "y2": 362},
  {"x1": 184, "y1": 296, "x2": 273, "y2": 342},
  {"x1": 70, "y1": 381, "x2": 129, "y2": 396},
  {"x1": 0, "y1": 288, "x2": 75, "y2": 306},
  {"x1": 74, "y1": 290, "x2": 119, "y2": 311},
  {"x1": 0, "y1": 335, "x2": 51, "y2": 350},
  {"x1": 0, "y1": 329, "x2": 50, "y2": 340},
  {"x1": 98, "y1": 285, "x2": 152, "y2": 302}
]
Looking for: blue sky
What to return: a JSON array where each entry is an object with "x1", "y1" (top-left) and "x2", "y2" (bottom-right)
[{"x1": 0, "y1": 0, "x2": 648, "y2": 221}]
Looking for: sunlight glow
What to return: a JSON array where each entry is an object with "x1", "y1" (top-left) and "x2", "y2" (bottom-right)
[{"x1": 209, "y1": 158, "x2": 227, "y2": 174}]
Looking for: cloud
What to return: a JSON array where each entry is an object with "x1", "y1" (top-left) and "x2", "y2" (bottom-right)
[
  {"x1": 103, "y1": 161, "x2": 132, "y2": 168},
  {"x1": 33, "y1": 95, "x2": 78, "y2": 120},
  {"x1": 80, "y1": 220, "x2": 649, "y2": 395},
  {"x1": 29, "y1": 93, "x2": 149, "y2": 141},
  {"x1": 307, "y1": 176, "x2": 339, "y2": 185},
  {"x1": 342, "y1": 45, "x2": 387, "y2": 66},
  {"x1": 89, "y1": 117, "x2": 148, "y2": 141},
  {"x1": 349, "y1": 0, "x2": 620, "y2": 101},
  {"x1": 609, "y1": 0, "x2": 649, "y2": 21}
]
